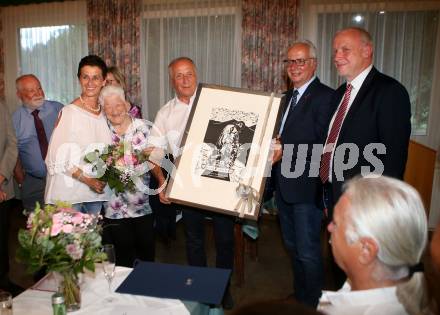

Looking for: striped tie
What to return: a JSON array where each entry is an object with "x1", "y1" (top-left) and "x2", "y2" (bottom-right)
[{"x1": 319, "y1": 84, "x2": 352, "y2": 183}]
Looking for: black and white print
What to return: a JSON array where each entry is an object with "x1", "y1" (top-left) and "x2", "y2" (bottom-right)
[{"x1": 195, "y1": 107, "x2": 258, "y2": 182}]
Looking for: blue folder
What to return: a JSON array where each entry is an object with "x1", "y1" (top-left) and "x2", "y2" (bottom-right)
[{"x1": 115, "y1": 261, "x2": 231, "y2": 305}]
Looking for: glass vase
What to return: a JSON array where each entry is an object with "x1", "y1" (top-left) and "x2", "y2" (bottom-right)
[{"x1": 59, "y1": 271, "x2": 81, "y2": 312}]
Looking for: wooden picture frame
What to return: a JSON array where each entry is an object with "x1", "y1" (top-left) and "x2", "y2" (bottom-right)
[{"x1": 165, "y1": 84, "x2": 282, "y2": 220}]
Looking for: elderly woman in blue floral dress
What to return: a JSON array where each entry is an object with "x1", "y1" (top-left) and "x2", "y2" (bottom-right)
[{"x1": 99, "y1": 85, "x2": 154, "y2": 267}]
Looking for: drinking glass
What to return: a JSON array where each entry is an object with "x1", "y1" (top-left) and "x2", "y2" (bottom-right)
[
  {"x1": 102, "y1": 244, "x2": 116, "y2": 301},
  {"x1": 0, "y1": 292, "x2": 12, "y2": 315}
]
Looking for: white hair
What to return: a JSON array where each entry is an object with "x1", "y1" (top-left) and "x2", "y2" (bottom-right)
[
  {"x1": 289, "y1": 39, "x2": 317, "y2": 58},
  {"x1": 99, "y1": 85, "x2": 126, "y2": 106},
  {"x1": 343, "y1": 176, "x2": 428, "y2": 280}
]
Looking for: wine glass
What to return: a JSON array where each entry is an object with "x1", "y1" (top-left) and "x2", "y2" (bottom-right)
[{"x1": 102, "y1": 244, "x2": 116, "y2": 301}]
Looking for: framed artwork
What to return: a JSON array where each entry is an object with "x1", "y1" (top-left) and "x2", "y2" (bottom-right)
[{"x1": 165, "y1": 84, "x2": 282, "y2": 220}]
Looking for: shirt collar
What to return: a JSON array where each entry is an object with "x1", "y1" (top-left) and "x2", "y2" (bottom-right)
[
  {"x1": 348, "y1": 64, "x2": 373, "y2": 91},
  {"x1": 295, "y1": 75, "x2": 316, "y2": 97},
  {"x1": 23, "y1": 100, "x2": 47, "y2": 114},
  {"x1": 174, "y1": 93, "x2": 196, "y2": 109},
  {"x1": 320, "y1": 281, "x2": 399, "y2": 307}
]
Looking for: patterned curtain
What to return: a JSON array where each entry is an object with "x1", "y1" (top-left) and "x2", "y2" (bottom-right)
[
  {"x1": 241, "y1": 0, "x2": 298, "y2": 93},
  {"x1": 87, "y1": 0, "x2": 141, "y2": 106},
  {"x1": 0, "y1": 8, "x2": 4, "y2": 101}
]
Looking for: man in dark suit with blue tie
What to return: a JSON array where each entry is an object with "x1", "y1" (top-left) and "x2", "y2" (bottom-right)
[
  {"x1": 272, "y1": 40, "x2": 334, "y2": 307},
  {"x1": 319, "y1": 27, "x2": 411, "y2": 289}
]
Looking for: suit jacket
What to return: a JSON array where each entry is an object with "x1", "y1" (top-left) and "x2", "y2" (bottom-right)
[
  {"x1": 275, "y1": 78, "x2": 334, "y2": 204},
  {"x1": 0, "y1": 103, "x2": 18, "y2": 200},
  {"x1": 329, "y1": 67, "x2": 411, "y2": 205}
]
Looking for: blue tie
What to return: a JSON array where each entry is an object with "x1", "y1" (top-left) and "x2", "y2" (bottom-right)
[
  {"x1": 286, "y1": 89, "x2": 299, "y2": 118},
  {"x1": 280, "y1": 89, "x2": 299, "y2": 135}
]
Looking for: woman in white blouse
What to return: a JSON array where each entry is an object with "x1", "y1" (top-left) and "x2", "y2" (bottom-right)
[{"x1": 45, "y1": 55, "x2": 112, "y2": 215}]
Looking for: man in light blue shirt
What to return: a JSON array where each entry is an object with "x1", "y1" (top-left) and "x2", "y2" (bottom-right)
[{"x1": 12, "y1": 74, "x2": 63, "y2": 212}]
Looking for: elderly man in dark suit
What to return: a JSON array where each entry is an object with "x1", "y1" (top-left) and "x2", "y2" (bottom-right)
[
  {"x1": 0, "y1": 102, "x2": 21, "y2": 295},
  {"x1": 320, "y1": 27, "x2": 411, "y2": 220},
  {"x1": 272, "y1": 40, "x2": 334, "y2": 307},
  {"x1": 319, "y1": 27, "x2": 411, "y2": 288}
]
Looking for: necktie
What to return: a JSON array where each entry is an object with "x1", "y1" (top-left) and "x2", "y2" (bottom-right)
[
  {"x1": 31, "y1": 109, "x2": 49, "y2": 160},
  {"x1": 287, "y1": 89, "x2": 299, "y2": 116},
  {"x1": 319, "y1": 84, "x2": 353, "y2": 183},
  {"x1": 280, "y1": 90, "x2": 299, "y2": 135}
]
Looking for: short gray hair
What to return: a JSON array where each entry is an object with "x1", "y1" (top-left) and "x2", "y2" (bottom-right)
[
  {"x1": 99, "y1": 85, "x2": 126, "y2": 106},
  {"x1": 335, "y1": 27, "x2": 373, "y2": 46},
  {"x1": 343, "y1": 176, "x2": 428, "y2": 279},
  {"x1": 288, "y1": 40, "x2": 317, "y2": 58},
  {"x1": 16, "y1": 74, "x2": 41, "y2": 91},
  {"x1": 168, "y1": 56, "x2": 197, "y2": 77}
]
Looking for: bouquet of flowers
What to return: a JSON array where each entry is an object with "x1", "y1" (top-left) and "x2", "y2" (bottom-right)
[
  {"x1": 16, "y1": 202, "x2": 105, "y2": 310},
  {"x1": 84, "y1": 140, "x2": 150, "y2": 194}
]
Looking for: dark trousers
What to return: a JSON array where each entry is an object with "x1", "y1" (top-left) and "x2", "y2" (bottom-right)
[
  {"x1": 0, "y1": 200, "x2": 11, "y2": 285},
  {"x1": 21, "y1": 174, "x2": 45, "y2": 212},
  {"x1": 276, "y1": 192, "x2": 324, "y2": 307},
  {"x1": 150, "y1": 162, "x2": 177, "y2": 241},
  {"x1": 182, "y1": 207, "x2": 234, "y2": 270},
  {"x1": 103, "y1": 214, "x2": 155, "y2": 267},
  {"x1": 151, "y1": 197, "x2": 177, "y2": 241}
]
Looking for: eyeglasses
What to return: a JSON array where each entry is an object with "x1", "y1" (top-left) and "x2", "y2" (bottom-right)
[{"x1": 283, "y1": 58, "x2": 315, "y2": 66}]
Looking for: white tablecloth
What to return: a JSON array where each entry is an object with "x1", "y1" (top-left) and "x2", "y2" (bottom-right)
[{"x1": 13, "y1": 266, "x2": 191, "y2": 315}]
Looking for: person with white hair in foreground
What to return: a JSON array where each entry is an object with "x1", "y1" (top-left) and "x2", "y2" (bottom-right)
[{"x1": 318, "y1": 176, "x2": 429, "y2": 315}]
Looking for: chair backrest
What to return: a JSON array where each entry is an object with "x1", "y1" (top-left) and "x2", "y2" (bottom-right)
[{"x1": 404, "y1": 140, "x2": 437, "y2": 217}]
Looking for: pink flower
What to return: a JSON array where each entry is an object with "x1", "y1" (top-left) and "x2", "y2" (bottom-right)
[
  {"x1": 71, "y1": 213, "x2": 85, "y2": 225},
  {"x1": 52, "y1": 212, "x2": 63, "y2": 226},
  {"x1": 26, "y1": 213, "x2": 35, "y2": 229},
  {"x1": 116, "y1": 157, "x2": 125, "y2": 167},
  {"x1": 124, "y1": 154, "x2": 137, "y2": 165},
  {"x1": 66, "y1": 243, "x2": 83, "y2": 260},
  {"x1": 50, "y1": 223, "x2": 62, "y2": 236},
  {"x1": 106, "y1": 156, "x2": 113, "y2": 166},
  {"x1": 58, "y1": 208, "x2": 76, "y2": 213},
  {"x1": 62, "y1": 224, "x2": 74, "y2": 234}
]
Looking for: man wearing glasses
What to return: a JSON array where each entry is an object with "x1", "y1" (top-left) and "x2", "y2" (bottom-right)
[{"x1": 272, "y1": 40, "x2": 334, "y2": 307}]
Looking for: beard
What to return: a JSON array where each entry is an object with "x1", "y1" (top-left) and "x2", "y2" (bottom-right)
[{"x1": 25, "y1": 98, "x2": 44, "y2": 110}]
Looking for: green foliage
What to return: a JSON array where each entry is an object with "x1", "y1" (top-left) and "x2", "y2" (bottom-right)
[
  {"x1": 83, "y1": 141, "x2": 150, "y2": 194},
  {"x1": 16, "y1": 202, "x2": 105, "y2": 276}
]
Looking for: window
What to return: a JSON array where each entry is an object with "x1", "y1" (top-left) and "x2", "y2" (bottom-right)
[
  {"x1": 140, "y1": 0, "x2": 242, "y2": 120},
  {"x1": 2, "y1": 1, "x2": 88, "y2": 111},
  {"x1": 301, "y1": 0, "x2": 440, "y2": 226},
  {"x1": 315, "y1": 9, "x2": 439, "y2": 135},
  {"x1": 19, "y1": 25, "x2": 88, "y2": 104}
]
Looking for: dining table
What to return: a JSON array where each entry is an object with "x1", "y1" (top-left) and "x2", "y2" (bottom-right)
[{"x1": 13, "y1": 265, "x2": 224, "y2": 315}]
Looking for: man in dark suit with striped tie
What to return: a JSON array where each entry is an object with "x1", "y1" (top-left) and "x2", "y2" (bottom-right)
[
  {"x1": 319, "y1": 27, "x2": 411, "y2": 289},
  {"x1": 272, "y1": 40, "x2": 334, "y2": 307},
  {"x1": 320, "y1": 27, "x2": 411, "y2": 220}
]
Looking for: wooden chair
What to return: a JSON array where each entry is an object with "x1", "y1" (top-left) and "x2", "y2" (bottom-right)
[
  {"x1": 205, "y1": 219, "x2": 258, "y2": 287},
  {"x1": 404, "y1": 140, "x2": 437, "y2": 217},
  {"x1": 234, "y1": 222, "x2": 258, "y2": 287}
]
